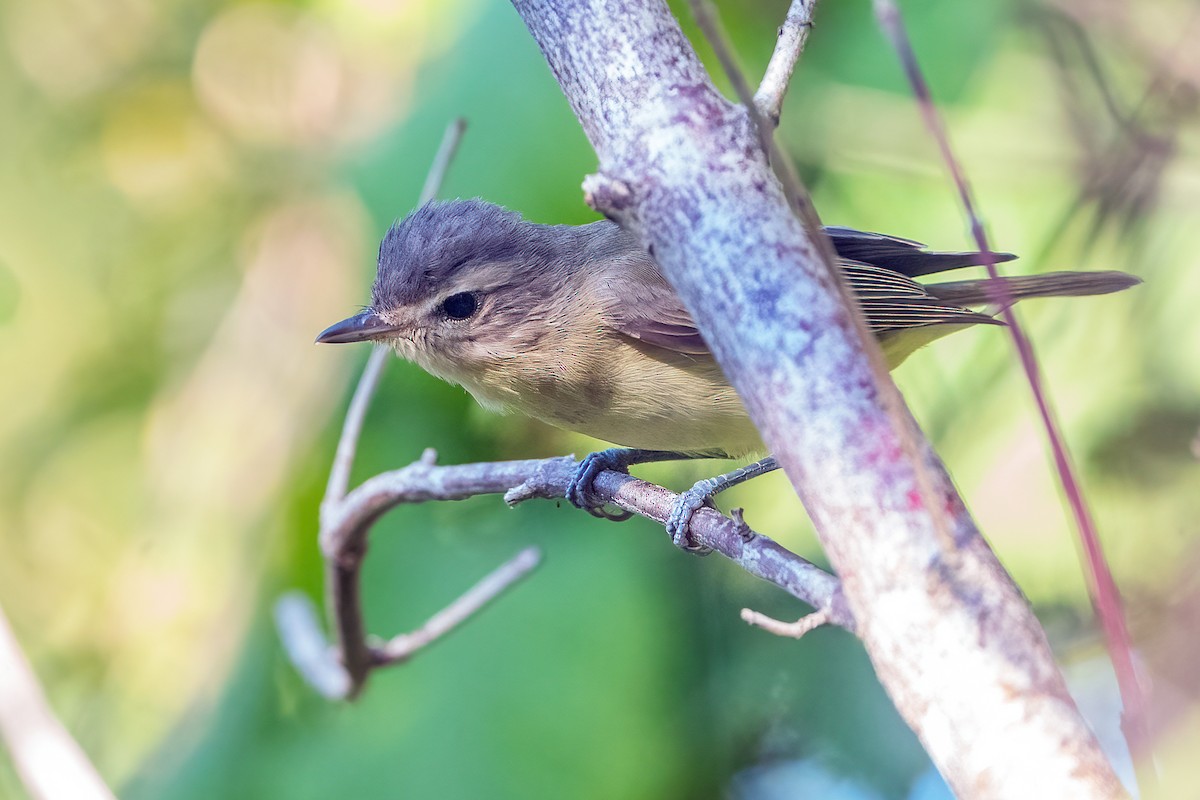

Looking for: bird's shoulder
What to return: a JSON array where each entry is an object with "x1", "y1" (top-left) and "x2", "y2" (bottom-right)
[{"x1": 578, "y1": 233, "x2": 710, "y2": 356}]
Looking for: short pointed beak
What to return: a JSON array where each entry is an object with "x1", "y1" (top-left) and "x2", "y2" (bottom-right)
[{"x1": 316, "y1": 310, "x2": 402, "y2": 344}]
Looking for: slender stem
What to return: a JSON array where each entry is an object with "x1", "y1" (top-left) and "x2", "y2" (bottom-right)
[
  {"x1": 317, "y1": 118, "x2": 470, "y2": 697},
  {"x1": 321, "y1": 345, "x2": 388, "y2": 527},
  {"x1": 320, "y1": 118, "x2": 469, "y2": 521},
  {"x1": 376, "y1": 547, "x2": 543, "y2": 665},
  {"x1": 874, "y1": 0, "x2": 1152, "y2": 786},
  {"x1": 753, "y1": 0, "x2": 819, "y2": 127},
  {"x1": 419, "y1": 118, "x2": 469, "y2": 207}
]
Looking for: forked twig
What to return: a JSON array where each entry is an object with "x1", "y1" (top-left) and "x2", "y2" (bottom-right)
[
  {"x1": 327, "y1": 452, "x2": 853, "y2": 626},
  {"x1": 285, "y1": 445, "x2": 855, "y2": 699},
  {"x1": 276, "y1": 546, "x2": 543, "y2": 698}
]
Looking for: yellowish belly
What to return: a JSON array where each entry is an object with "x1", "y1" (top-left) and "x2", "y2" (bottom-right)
[
  {"x1": 452, "y1": 324, "x2": 966, "y2": 458},
  {"x1": 467, "y1": 337, "x2": 763, "y2": 458}
]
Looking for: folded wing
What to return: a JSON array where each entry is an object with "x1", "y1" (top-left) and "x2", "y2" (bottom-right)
[{"x1": 604, "y1": 256, "x2": 997, "y2": 356}]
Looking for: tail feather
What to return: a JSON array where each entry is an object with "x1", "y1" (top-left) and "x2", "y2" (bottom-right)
[
  {"x1": 825, "y1": 226, "x2": 1018, "y2": 278},
  {"x1": 926, "y1": 271, "x2": 1142, "y2": 307}
]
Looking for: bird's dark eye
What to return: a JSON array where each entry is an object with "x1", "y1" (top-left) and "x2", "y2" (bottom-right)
[{"x1": 441, "y1": 292, "x2": 478, "y2": 320}]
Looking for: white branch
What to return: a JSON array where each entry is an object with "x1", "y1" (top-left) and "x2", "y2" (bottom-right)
[{"x1": 740, "y1": 606, "x2": 830, "y2": 639}]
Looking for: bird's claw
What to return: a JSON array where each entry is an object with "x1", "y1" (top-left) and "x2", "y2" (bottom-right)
[
  {"x1": 665, "y1": 478, "x2": 718, "y2": 555},
  {"x1": 567, "y1": 449, "x2": 634, "y2": 522}
]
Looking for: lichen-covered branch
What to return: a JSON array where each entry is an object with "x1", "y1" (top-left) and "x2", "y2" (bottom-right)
[{"x1": 509, "y1": 1, "x2": 1125, "y2": 797}]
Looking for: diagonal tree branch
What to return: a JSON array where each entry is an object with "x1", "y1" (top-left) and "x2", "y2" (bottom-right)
[
  {"x1": 510, "y1": 0, "x2": 1126, "y2": 797},
  {"x1": 688, "y1": 0, "x2": 959, "y2": 563}
]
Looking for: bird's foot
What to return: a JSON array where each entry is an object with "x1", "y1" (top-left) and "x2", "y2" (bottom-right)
[
  {"x1": 664, "y1": 477, "x2": 719, "y2": 555},
  {"x1": 567, "y1": 448, "x2": 635, "y2": 522}
]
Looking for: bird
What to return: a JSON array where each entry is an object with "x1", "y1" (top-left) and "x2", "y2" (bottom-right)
[{"x1": 317, "y1": 199, "x2": 1140, "y2": 550}]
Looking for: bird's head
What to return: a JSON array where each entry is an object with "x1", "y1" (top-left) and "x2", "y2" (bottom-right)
[{"x1": 317, "y1": 199, "x2": 573, "y2": 386}]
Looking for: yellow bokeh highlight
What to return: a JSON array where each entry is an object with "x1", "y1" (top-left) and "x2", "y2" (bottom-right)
[
  {"x1": 101, "y1": 81, "x2": 232, "y2": 210},
  {"x1": 4, "y1": 0, "x2": 158, "y2": 100}
]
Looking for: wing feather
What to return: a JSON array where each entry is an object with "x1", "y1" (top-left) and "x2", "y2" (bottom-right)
[
  {"x1": 599, "y1": 258, "x2": 711, "y2": 355},
  {"x1": 824, "y1": 226, "x2": 1016, "y2": 277},
  {"x1": 603, "y1": 256, "x2": 999, "y2": 357}
]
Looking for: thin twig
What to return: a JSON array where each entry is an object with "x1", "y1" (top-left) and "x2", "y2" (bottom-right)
[
  {"x1": 690, "y1": 0, "x2": 807, "y2": 217},
  {"x1": 0, "y1": 604, "x2": 115, "y2": 800},
  {"x1": 375, "y1": 547, "x2": 543, "y2": 665},
  {"x1": 321, "y1": 345, "x2": 388, "y2": 529},
  {"x1": 320, "y1": 118, "x2": 468, "y2": 524},
  {"x1": 741, "y1": 607, "x2": 830, "y2": 639},
  {"x1": 754, "y1": 0, "x2": 818, "y2": 127},
  {"x1": 419, "y1": 118, "x2": 469, "y2": 206},
  {"x1": 873, "y1": 0, "x2": 1152, "y2": 787},
  {"x1": 275, "y1": 593, "x2": 351, "y2": 700},
  {"x1": 329, "y1": 454, "x2": 854, "y2": 630}
]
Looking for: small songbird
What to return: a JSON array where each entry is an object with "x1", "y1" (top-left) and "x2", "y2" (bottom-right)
[{"x1": 318, "y1": 199, "x2": 1139, "y2": 549}]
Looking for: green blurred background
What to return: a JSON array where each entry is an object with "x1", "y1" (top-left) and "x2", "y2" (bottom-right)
[{"x1": 1, "y1": 0, "x2": 1198, "y2": 797}]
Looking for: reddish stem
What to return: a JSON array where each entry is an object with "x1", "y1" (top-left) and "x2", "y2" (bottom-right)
[{"x1": 874, "y1": 0, "x2": 1152, "y2": 784}]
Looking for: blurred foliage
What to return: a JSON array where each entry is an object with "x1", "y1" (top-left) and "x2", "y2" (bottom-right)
[{"x1": 0, "y1": 0, "x2": 1198, "y2": 798}]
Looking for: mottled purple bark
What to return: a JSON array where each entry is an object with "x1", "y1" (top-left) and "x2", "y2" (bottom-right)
[{"x1": 510, "y1": 1, "x2": 1125, "y2": 797}]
